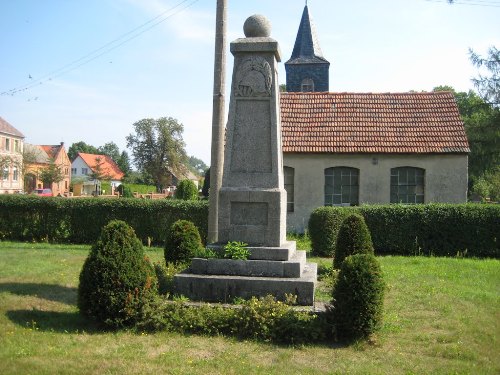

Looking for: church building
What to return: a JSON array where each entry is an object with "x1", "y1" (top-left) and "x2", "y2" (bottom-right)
[{"x1": 281, "y1": 5, "x2": 470, "y2": 233}]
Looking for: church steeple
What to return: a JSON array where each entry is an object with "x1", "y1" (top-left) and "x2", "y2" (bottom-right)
[{"x1": 285, "y1": 5, "x2": 330, "y2": 92}]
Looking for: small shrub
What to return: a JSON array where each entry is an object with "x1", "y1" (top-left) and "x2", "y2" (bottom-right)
[
  {"x1": 117, "y1": 184, "x2": 134, "y2": 198},
  {"x1": 137, "y1": 295, "x2": 327, "y2": 344},
  {"x1": 154, "y1": 261, "x2": 185, "y2": 295},
  {"x1": 331, "y1": 254, "x2": 385, "y2": 340},
  {"x1": 193, "y1": 247, "x2": 219, "y2": 259},
  {"x1": 308, "y1": 207, "x2": 351, "y2": 256},
  {"x1": 334, "y1": 213, "x2": 374, "y2": 269},
  {"x1": 224, "y1": 241, "x2": 249, "y2": 260},
  {"x1": 164, "y1": 220, "x2": 202, "y2": 264},
  {"x1": 77, "y1": 220, "x2": 157, "y2": 327},
  {"x1": 174, "y1": 179, "x2": 198, "y2": 201}
]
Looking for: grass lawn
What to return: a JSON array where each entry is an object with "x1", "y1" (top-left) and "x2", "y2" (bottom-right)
[{"x1": 0, "y1": 241, "x2": 499, "y2": 374}]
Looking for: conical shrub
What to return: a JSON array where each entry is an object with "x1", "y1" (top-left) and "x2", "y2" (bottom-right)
[
  {"x1": 78, "y1": 220, "x2": 156, "y2": 327},
  {"x1": 164, "y1": 219, "x2": 202, "y2": 264},
  {"x1": 331, "y1": 253, "x2": 385, "y2": 340},
  {"x1": 333, "y1": 213, "x2": 374, "y2": 269}
]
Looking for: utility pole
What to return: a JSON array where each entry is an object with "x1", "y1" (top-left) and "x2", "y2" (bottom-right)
[{"x1": 208, "y1": 0, "x2": 227, "y2": 243}]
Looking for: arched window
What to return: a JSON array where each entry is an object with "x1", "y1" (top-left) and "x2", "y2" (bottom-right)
[
  {"x1": 301, "y1": 78, "x2": 314, "y2": 92},
  {"x1": 390, "y1": 167, "x2": 425, "y2": 203},
  {"x1": 324, "y1": 167, "x2": 359, "y2": 206},
  {"x1": 284, "y1": 166, "x2": 295, "y2": 212}
]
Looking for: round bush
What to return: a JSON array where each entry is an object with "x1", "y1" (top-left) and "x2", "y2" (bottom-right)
[
  {"x1": 165, "y1": 219, "x2": 202, "y2": 264},
  {"x1": 308, "y1": 207, "x2": 351, "y2": 257},
  {"x1": 174, "y1": 179, "x2": 199, "y2": 200},
  {"x1": 332, "y1": 253, "x2": 385, "y2": 340},
  {"x1": 334, "y1": 213, "x2": 374, "y2": 269},
  {"x1": 78, "y1": 220, "x2": 157, "y2": 327}
]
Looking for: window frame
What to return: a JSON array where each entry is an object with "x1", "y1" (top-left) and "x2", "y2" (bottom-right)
[
  {"x1": 283, "y1": 166, "x2": 295, "y2": 213},
  {"x1": 324, "y1": 166, "x2": 359, "y2": 206},
  {"x1": 390, "y1": 166, "x2": 425, "y2": 204}
]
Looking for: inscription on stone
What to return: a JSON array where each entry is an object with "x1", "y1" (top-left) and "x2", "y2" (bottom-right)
[
  {"x1": 230, "y1": 202, "x2": 268, "y2": 226},
  {"x1": 230, "y1": 100, "x2": 272, "y2": 173}
]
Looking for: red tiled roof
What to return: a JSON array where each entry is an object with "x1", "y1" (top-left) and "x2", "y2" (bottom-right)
[
  {"x1": 0, "y1": 116, "x2": 25, "y2": 138},
  {"x1": 78, "y1": 152, "x2": 124, "y2": 180},
  {"x1": 40, "y1": 145, "x2": 62, "y2": 159},
  {"x1": 280, "y1": 91, "x2": 470, "y2": 154}
]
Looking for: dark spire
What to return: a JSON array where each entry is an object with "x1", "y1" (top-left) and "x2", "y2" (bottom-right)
[{"x1": 287, "y1": 5, "x2": 328, "y2": 64}]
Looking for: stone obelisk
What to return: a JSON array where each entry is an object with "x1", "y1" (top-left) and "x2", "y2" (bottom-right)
[
  {"x1": 174, "y1": 15, "x2": 317, "y2": 305},
  {"x1": 217, "y1": 15, "x2": 286, "y2": 247}
]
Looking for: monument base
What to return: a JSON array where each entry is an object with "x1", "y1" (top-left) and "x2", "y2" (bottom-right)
[{"x1": 173, "y1": 241, "x2": 317, "y2": 305}]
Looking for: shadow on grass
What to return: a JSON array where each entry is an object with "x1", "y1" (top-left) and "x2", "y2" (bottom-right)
[
  {"x1": 6, "y1": 309, "x2": 103, "y2": 333},
  {"x1": 0, "y1": 282, "x2": 77, "y2": 305}
]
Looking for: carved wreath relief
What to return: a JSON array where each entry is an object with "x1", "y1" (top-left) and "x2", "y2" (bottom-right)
[{"x1": 235, "y1": 57, "x2": 272, "y2": 97}]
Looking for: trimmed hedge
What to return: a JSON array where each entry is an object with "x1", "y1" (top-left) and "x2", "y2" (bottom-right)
[
  {"x1": 0, "y1": 195, "x2": 208, "y2": 245},
  {"x1": 309, "y1": 204, "x2": 500, "y2": 258},
  {"x1": 334, "y1": 214, "x2": 374, "y2": 269},
  {"x1": 308, "y1": 207, "x2": 351, "y2": 257}
]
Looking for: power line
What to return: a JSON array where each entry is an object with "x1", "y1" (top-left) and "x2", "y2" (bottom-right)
[
  {"x1": 1, "y1": 0, "x2": 200, "y2": 97},
  {"x1": 425, "y1": 0, "x2": 500, "y2": 7}
]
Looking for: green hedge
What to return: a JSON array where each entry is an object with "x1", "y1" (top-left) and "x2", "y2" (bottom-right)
[
  {"x1": 309, "y1": 204, "x2": 500, "y2": 258},
  {"x1": 0, "y1": 195, "x2": 208, "y2": 245}
]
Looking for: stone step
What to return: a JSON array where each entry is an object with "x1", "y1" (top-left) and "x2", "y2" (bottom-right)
[
  {"x1": 173, "y1": 262, "x2": 317, "y2": 306},
  {"x1": 208, "y1": 241, "x2": 297, "y2": 261},
  {"x1": 190, "y1": 250, "x2": 306, "y2": 278}
]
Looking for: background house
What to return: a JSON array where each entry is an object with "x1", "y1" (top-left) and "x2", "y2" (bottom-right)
[
  {"x1": 0, "y1": 117, "x2": 24, "y2": 194},
  {"x1": 280, "y1": 5, "x2": 470, "y2": 232},
  {"x1": 71, "y1": 152, "x2": 124, "y2": 195},
  {"x1": 24, "y1": 142, "x2": 71, "y2": 195}
]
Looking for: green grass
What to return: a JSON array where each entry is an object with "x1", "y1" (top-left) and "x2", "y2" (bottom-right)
[{"x1": 0, "y1": 241, "x2": 499, "y2": 374}]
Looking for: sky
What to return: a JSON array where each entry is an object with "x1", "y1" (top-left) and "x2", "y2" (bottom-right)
[{"x1": 1, "y1": 0, "x2": 499, "y2": 166}]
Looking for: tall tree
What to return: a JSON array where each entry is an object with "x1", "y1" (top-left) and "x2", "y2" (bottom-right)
[
  {"x1": 68, "y1": 141, "x2": 99, "y2": 161},
  {"x1": 117, "y1": 150, "x2": 132, "y2": 176},
  {"x1": 469, "y1": 46, "x2": 500, "y2": 106},
  {"x1": 126, "y1": 117, "x2": 187, "y2": 192},
  {"x1": 187, "y1": 156, "x2": 208, "y2": 175},
  {"x1": 433, "y1": 86, "x2": 499, "y2": 186},
  {"x1": 98, "y1": 142, "x2": 121, "y2": 163}
]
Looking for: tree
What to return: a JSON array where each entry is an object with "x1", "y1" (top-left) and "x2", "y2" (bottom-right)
[
  {"x1": 98, "y1": 142, "x2": 121, "y2": 163},
  {"x1": 126, "y1": 117, "x2": 187, "y2": 192},
  {"x1": 98, "y1": 142, "x2": 131, "y2": 177},
  {"x1": 433, "y1": 86, "x2": 499, "y2": 186},
  {"x1": 469, "y1": 46, "x2": 500, "y2": 106},
  {"x1": 67, "y1": 141, "x2": 99, "y2": 161},
  {"x1": 39, "y1": 158, "x2": 65, "y2": 188},
  {"x1": 202, "y1": 167, "x2": 210, "y2": 197},
  {"x1": 88, "y1": 156, "x2": 110, "y2": 181},
  {"x1": 187, "y1": 156, "x2": 208, "y2": 176},
  {"x1": 117, "y1": 150, "x2": 131, "y2": 176}
]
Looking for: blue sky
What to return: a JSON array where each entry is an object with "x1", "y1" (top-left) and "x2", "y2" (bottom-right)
[{"x1": 1, "y1": 0, "x2": 499, "y2": 165}]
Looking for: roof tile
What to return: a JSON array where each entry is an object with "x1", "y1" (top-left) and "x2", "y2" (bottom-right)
[{"x1": 280, "y1": 91, "x2": 470, "y2": 154}]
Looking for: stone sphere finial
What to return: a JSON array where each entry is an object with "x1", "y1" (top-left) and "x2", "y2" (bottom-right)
[{"x1": 243, "y1": 14, "x2": 271, "y2": 38}]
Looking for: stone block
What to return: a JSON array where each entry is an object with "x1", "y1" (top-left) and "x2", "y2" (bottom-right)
[{"x1": 173, "y1": 262, "x2": 317, "y2": 305}]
